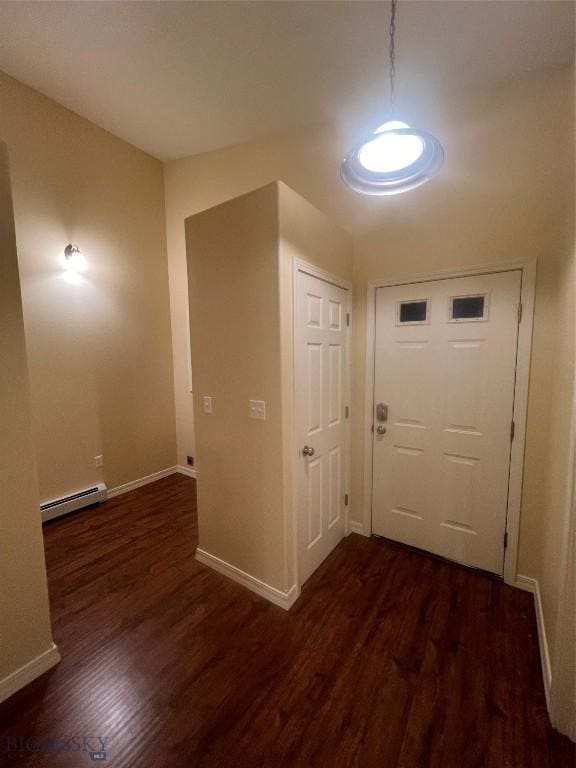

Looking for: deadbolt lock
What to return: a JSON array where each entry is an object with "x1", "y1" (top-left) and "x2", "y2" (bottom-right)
[{"x1": 376, "y1": 403, "x2": 389, "y2": 422}]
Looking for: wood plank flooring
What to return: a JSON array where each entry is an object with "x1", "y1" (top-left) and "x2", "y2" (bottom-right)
[{"x1": 0, "y1": 474, "x2": 573, "y2": 767}]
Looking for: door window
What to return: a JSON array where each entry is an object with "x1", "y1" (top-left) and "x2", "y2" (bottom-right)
[
  {"x1": 449, "y1": 294, "x2": 488, "y2": 322},
  {"x1": 397, "y1": 299, "x2": 429, "y2": 325}
]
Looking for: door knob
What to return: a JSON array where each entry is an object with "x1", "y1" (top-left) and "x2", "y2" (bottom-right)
[
  {"x1": 302, "y1": 445, "x2": 315, "y2": 457},
  {"x1": 376, "y1": 425, "x2": 387, "y2": 435}
]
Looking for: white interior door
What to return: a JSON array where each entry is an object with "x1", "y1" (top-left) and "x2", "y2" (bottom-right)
[
  {"x1": 372, "y1": 270, "x2": 522, "y2": 575},
  {"x1": 295, "y1": 268, "x2": 348, "y2": 584}
]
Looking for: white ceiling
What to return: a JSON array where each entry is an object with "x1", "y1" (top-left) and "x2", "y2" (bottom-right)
[{"x1": 0, "y1": 1, "x2": 573, "y2": 160}]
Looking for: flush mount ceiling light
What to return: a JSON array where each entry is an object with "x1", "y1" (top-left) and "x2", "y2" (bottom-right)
[{"x1": 341, "y1": 0, "x2": 444, "y2": 196}]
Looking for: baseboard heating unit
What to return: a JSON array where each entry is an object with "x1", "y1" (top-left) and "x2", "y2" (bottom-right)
[{"x1": 40, "y1": 483, "x2": 108, "y2": 523}]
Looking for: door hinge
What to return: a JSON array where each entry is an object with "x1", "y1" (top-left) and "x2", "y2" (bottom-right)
[
  {"x1": 345, "y1": 405, "x2": 349, "y2": 419},
  {"x1": 346, "y1": 313, "x2": 350, "y2": 327},
  {"x1": 344, "y1": 493, "x2": 349, "y2": 507},
  {"x1": 518, "y1": 302, "x2": 523, "y2": 324},
  {"x1": 510, "y1": 420, "x2": 515, "y2": 442},
  {"x1": 504, "y1": 531, "x2": 508, "y2": 549}
]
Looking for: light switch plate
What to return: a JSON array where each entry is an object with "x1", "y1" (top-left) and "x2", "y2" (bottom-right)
[
  {"x1": 94, "y1": 454, "x2": 104, "y2": 467},
  {"x1": 203, "y1": 396, "x2": 213, "y2": 414},
  {"x1": 249, "y1": 400, "x2": 266, "y2": 420}
]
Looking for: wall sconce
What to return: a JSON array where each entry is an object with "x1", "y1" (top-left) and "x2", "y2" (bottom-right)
[
  {"x1": 62, "y1": 243, "x2": 87, "y2": 284},
  {"x1": 64, "y1": 243, "x2": 86, "y2": 272}
]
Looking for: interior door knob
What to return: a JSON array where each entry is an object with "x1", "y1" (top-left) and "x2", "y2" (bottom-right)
[
  {"x1": 376, "y1": 425, "x2": 387, "y2": 435},
  {"x1": 302, "y1": 445, "x2": 315, "y2": 457}
]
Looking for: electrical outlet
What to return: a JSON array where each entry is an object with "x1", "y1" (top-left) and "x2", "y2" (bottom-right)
[
  {"x1": 203, "y1": 396, "x2": 213, "y2": 414},
  {"x1": 249, "y1": 400, "x2": 266, "y2": 420},
  {"x1": 187, "y1": 455, "x2": 194, "y2": 466},
  {"x1": 95, "y1": 455, "x2": 104, "y2": 467}
]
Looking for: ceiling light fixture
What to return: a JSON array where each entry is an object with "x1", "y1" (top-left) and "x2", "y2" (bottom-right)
[{"x1": 341, "y1": 0, "x2": 444, "y2": 196}]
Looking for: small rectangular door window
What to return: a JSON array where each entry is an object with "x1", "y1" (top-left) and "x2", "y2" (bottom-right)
[
  {"x1": 449, "y1": 294, "x2": 487, "y2": 322},
  {"x1": 397, "y1": 299, "x2": 429, "y2": 325}
]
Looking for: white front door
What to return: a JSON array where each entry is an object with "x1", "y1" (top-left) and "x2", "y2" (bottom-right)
[
  {"x1": 295, "y1": 268, "x2": 348, "y2": 584},
  {"x1": 372, "y1": 270, "x2": 522, "y2": 575}
]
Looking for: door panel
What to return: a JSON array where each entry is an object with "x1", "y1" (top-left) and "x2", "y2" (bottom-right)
[
  {"x1": 296, "y1": 270, "x2": 348, "y2": 584},
  {"x1": 307, "y1": 343, "x2": 322, "y2": 432},
  {"x1": 307, "y1": 457, "x2": 322, "y2": 546},
  {"x1": 328, "y1": 344, "x2": 342, "y2": 425},
  {"x1": 372, "y1": 271, "x2": 521, "y2": 575},
  {"x1": 328, "y1": 446, "x2": 342, "y2": 527}
]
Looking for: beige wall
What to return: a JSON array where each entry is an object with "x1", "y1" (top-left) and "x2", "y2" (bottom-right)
[
  {"x1": 533, "y1": 162, "x2": 575, "y2": 681},
  {"x1": 186, "y1": 185, "x2": 285, "y2": 589},
  {"x1": 186, "y1": 182, "x2": 352, "y2": 591},
  {"x1": 0, "y1": 71, "x2": 176, "y2": 500},
  {"x1": 0, "y1": 142, "x2": 56, "y2": 684}
]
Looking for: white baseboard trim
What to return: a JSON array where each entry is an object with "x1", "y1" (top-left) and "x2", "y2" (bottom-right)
[
  {"x1": 108, "y1": 465, "x2": 197, "y2": 499},
  {"x1": 176, "y1": 464, "x2": 197, "y2": 479},
  {"x1": 195, "y1": 547, "x2": 300, "y2": 611},
  {"x1": 107, "y1": 466, "x2": 180, "y2": 498},
  {"x1": 0, "y1": 643, "x2": 60, "y2": 705},
  {"x1": 348, "y1": 520, "x2": 368, "y2": 536},
  {"x1": 516, "y1": 574, "x2": 552, "y2": 708}
]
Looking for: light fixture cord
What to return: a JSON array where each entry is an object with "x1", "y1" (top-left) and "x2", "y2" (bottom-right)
[{"x1": 389, "y1": 0, "x2": 397, "y2": 109}]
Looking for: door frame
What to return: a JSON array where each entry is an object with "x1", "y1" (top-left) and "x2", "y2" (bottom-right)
[
  {"x1": 292, "y1": 258, "x2": 353, "y2": 588},
  {"x1": 362, "y1": 260, "x2": 536, "y2": 585}
]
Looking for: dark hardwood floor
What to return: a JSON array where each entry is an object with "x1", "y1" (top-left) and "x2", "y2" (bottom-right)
[{"x1": 0, "y1": 474, "x2": 573, "y2": 767}]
